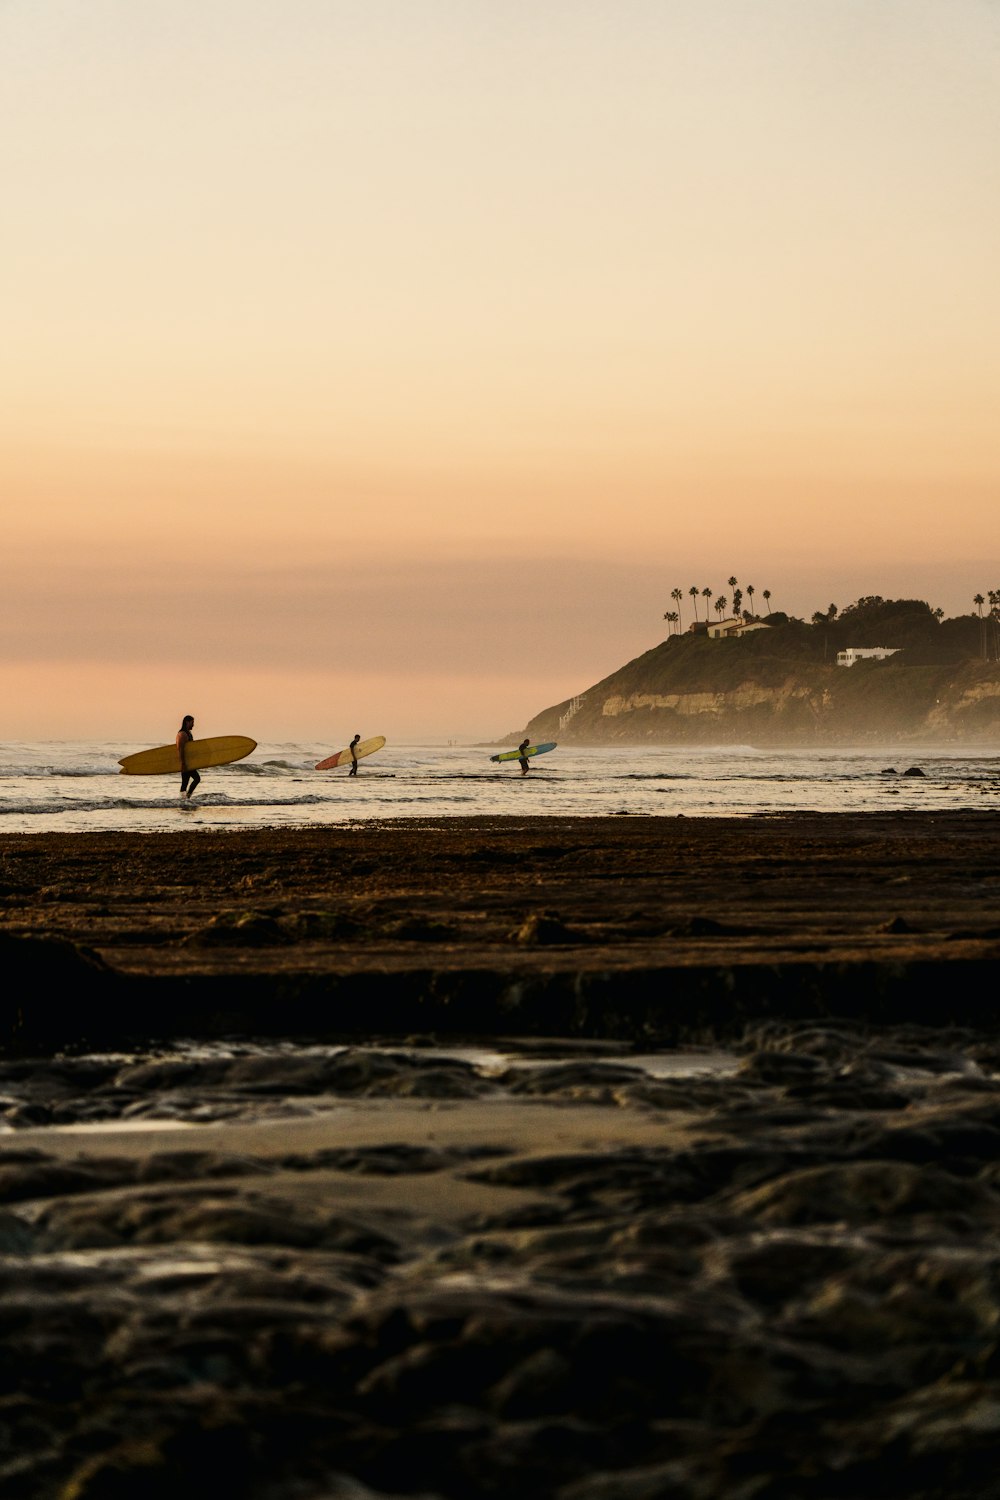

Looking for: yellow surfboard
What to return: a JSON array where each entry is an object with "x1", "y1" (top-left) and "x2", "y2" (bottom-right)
[
  {"x1": 118, "y1": 736, "x2": 257, "y2": 776},
  {"x1": 314, "y1": 735, "x2": 386, "y2": 771}
]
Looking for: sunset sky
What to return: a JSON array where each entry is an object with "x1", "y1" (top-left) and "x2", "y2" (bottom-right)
[{"x1": 3, "y1": 0, "x2": 998, "y2": 744}]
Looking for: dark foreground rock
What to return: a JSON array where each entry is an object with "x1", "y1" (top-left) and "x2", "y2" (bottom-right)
[
  {"x1": 2, "y1": 816, "x2": 1000, "y2": 1496},
  {"x1": 0, "y1": 1027, "x2": 998, "y2": 1497}
]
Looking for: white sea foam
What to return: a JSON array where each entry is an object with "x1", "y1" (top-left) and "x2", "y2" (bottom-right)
[{"x1": 0, "y1": 740, "x2": 997, "y2": 833}]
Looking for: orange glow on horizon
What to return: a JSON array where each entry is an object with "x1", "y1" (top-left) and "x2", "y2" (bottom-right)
[{"x1": 2, "y1": 1, "x2": 998, "y2": 738}]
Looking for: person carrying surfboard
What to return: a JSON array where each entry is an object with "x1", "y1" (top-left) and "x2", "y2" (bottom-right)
[
  {"x1": 517, "y1": 737, "x2": 532, "y2": 775},
  {"x1": 177, "y1": 715, "x2": 201, "y2": 798},
  {"x1": 348, "y1": 733, "x2": 361, "y2": 777}
]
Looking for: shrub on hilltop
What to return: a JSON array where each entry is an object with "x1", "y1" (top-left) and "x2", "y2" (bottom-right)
[{"x1": 750, "y1": 598, "x2": 979, "y2": 666}]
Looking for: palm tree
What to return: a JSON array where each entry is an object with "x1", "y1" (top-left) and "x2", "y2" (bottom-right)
[
  {"x1": 732, "y1": 587, "x2": 743, "y2": 619},
  {"x1": 746, "y1": 583, "x2": 755, "y2": 617},
  {"x1": 689, "y1": 585, "x2": 700, "y2": 622},
  {"x1": 728, "y1": 576, "x2": 738, "y2": 595},
  {"x1": 715, "y1": 595, "x2": 727, "y2": 620},
  {"x1": 974, "y1": 594, "x2": 988, "y2": 659},
  {"x1": 762, "y1": 589, "x2": 772, "y2": 615},
  {"x1": 671, "y1": 587, "x2": 684, "y2": 629},
  {"x1": 701, "y1": 587, "x2": 713, "y2": 618}
]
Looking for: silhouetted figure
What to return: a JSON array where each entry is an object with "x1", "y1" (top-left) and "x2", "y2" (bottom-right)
[
  {"x1": 348, "y1": 733, "x2": 361, "y2": 776},
  {"x1": 177, "y1": 715, "x2": 201, "y2": 798},
  {"x1": 518, "y1": 738, "x2": 531, "y2": 776}
]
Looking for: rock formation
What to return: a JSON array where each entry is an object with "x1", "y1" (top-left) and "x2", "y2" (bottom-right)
[{"x1": 523, "y1": 626, "x2": 1000, "y2": 747}]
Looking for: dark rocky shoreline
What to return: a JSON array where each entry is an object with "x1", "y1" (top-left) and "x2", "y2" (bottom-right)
[
  {"x1": 2, "y1": 812, "x2": 1000, "y2": 1050},
  {"x1": 2, "y1": 815, "x2": 1000, "y2": 1497},
  {"x1": 3, "y1": 1027, "x2": 1000, "y2": 1498}
]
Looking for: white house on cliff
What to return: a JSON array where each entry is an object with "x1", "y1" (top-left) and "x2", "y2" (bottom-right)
[{"x1": 836, "y1": 647, "x2": 899, "y2": 667}]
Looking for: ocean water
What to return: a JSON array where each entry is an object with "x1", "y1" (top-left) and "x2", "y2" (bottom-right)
[{"x1": 0, "y1": 739, "x2": 998, "y2": 834}]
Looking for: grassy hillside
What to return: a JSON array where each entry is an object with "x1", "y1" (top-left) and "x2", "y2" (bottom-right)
[{"x1": 522, "y1": 604, "x2": 1000, "y2": 747}]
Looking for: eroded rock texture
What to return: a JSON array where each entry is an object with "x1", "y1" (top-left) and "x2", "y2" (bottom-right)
[{"x1": 0, "y1": 1027, "x2": 999, "y2": 1498}]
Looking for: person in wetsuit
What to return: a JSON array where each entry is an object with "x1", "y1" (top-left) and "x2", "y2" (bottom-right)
[
  {"x1": 517, "y1": 737, "x2": 532, "y2": 775},
  {"x1": 348, "y1": 733, "x2": 362, "y2": 776},
  {"x1": 177, "y1": 715, "x2": 201, "y2": 798}
]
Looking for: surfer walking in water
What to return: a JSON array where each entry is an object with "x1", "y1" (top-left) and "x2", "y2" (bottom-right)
[
  {"x1": 348, "y1": 733, "x2": 361, "y2": 777},
  {"x1": 517, "y1": 737, "x2": 531, "y2": 776},
  {"x1": 177, "y1": 715, "x2": 201, "y2": 798}
]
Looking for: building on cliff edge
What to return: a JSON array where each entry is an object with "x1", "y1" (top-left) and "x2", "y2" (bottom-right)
[{"x1": 836, "y1": 647, "x2": 900, "y2": 667}]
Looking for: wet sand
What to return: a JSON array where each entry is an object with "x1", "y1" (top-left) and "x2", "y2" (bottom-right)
[{"x1": 2, "y1": 814, "x2": 1000, "y2": 1497}]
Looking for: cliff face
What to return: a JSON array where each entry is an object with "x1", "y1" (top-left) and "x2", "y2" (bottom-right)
[{"x1": 523, "y1": 636, "x2": 1000, "y2": 747}]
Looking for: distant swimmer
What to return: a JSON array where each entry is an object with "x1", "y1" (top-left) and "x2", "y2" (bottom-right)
[
  {"x1": 348, "y1": 733, "x2": 361, "y2": 777},
  {"x1": 177, "y1": 715, "x2": 201, "y2": 798},
  {"x1": 518, "y1": 737, "x2": 531, "y2": 776}
]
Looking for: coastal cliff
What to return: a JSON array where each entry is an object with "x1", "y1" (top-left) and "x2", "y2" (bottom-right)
[{"x1": 523, "y1": 607, "x2": 1000, "y2": 747}]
